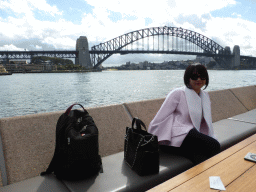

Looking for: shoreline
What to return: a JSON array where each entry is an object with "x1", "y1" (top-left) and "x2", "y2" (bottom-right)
[
  {"x1": 9, "y1": 69, "x2": 102, "y2": 74},
  {"x1": 0, "y1": 72, "x2": 12, "y2": 75}
]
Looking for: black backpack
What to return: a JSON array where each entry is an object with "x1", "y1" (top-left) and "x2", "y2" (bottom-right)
[{"x1": 41, "y1": 104, "x2": 103, "y2": 180}]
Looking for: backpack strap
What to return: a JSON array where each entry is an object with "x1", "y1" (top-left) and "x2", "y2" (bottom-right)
[
  {"x1": 40, "y1": 149, "x2": 57, "y2": 175},
  {"x1": 41, "y1": 114, "x2": 69, "y2": 176},
  {"x1": 65, "y1": 104, "x2": 88, "y2": 115}
]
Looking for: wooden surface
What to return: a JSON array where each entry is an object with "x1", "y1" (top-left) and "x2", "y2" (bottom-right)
[{"x1": 148, "y1": 134, "x2": 256, "y2": 192}]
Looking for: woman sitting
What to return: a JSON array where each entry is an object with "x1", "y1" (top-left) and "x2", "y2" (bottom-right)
[{"x1": 148, "y1": 63, "x2": 220, "y2": 165}]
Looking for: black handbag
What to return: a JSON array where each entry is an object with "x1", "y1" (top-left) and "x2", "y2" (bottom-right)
[
  {"x1": 124, "y1": 118, "x2": 159, "y2": 176},
  {"x1": 41, "y1": 104, "x2": 103, "y2": 180}
]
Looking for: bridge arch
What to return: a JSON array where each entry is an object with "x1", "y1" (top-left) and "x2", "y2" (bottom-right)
[{"x1": 91, "y1": 26, "x2": 225, "y2": 68}]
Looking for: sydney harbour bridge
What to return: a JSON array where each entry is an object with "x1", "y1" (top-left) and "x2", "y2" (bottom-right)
[{"x1": 0, "y1": 26, "x2": 255, "y2": 69}]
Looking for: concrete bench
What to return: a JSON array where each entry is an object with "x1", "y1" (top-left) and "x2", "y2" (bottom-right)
[
  {"x1": 0, "y1": 174, "x2": 70, "y2": 192},
  {"x1": 0, "y1": 85, "x2": 255, "y2": 191},
  {"x1": 62, "y1": 110, "x2": 256, "y2": 192},
  {"x1": 1, "y1": 109, "x2": 256, "y2": 192},
  {"x1": 214, "y1": 110, "x2": 256, "y2": 151}
]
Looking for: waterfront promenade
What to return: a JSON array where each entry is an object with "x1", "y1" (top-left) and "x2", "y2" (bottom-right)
[{"x1": 0, "y1": 85, "x2": 255, "y2": 191}]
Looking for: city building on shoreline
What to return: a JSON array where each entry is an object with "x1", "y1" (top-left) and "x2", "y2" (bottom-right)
[
  {"x1": 106, "y1": 56, "x2": 218, "y2": 70},
  {"x1": 1, "y1": 60, "x2": 57, "y2": 73},
  {"x1": 0, "y1": 65, "x2": 7, "y2": 73}
]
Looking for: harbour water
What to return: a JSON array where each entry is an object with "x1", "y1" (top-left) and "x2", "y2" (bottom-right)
[{"x1": 0, "y1": 70, "x2": 256, "y2": 119}]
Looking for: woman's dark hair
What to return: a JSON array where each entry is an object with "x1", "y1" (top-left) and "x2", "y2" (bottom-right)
[{"x1": 184, "y1": 63, "x2": 209, "y2": 90}]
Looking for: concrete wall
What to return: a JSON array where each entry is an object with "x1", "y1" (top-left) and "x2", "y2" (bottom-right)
[{"x1": 0, "y1": 85, "x2": 256, "y2": 185}]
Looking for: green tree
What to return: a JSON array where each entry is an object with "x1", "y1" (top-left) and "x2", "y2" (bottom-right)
[{"x1": 31, "y1": 56, "x2": 73, "y2": 65}]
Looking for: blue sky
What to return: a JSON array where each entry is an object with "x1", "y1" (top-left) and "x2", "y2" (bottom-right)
[{"x1": 1, "y1": 0, "x2": 256, "y2": 64}]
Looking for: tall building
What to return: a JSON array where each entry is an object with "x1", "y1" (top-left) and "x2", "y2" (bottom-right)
[{"x1": 75, "y1": 36, "x2": 92, "y2": 68}]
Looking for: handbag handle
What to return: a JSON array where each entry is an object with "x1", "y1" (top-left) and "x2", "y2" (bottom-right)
[
  {"x1": 132, "y1": 117, "x2": 147, "y2": 131},
  {"x1": 65, "y1": 103, "x2": 88, "y2": 115}
]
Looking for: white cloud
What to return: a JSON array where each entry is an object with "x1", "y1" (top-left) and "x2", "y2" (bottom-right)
[
  {"x1": 0, "y1": 0, "x2": 62, "y2": 17},
  {"x1": 173, "y1": 0, "x2": 236, "y2": 16},
  {"x1": 1, "y1": 0, "x2": 256, "y2": 63},
  {"x1": 42, "y1": 37, "x2": 76, "y2": 49},
  {"x1": 204, "y1": 17, "x2": 256, "y2": 55},
  {"x1": 28, "y1": 0, "x2": 62, "y2": 16},
  {"x1": 84, "y1": 0, "x2": 236, "y2": 23},
  {"x1": 35, "y1": 45, "x2": 42, "y2": 49},
  {"x1": 0, "y1": 44, "x2": 24, "y2": 51},
  {"x1": 232, "y1": 12, "x2": 242, "y2": 18},
  {"x1": 80, "y1": 11, "x2": 148, "y2": 42}
]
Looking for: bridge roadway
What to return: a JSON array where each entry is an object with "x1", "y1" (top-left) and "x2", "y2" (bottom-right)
[
  {"x1": 0, "y1": 49, "x2": 254, "y2": 60},
  {"x1": 0, "y1": 49, "x2": 254, "y2": 69},
  {"x1": 0, "y1": 50, "x2": 78, "y2": 60},
  {"x1": 0, "y1": 50, "x2": 235, "y2": 59}
]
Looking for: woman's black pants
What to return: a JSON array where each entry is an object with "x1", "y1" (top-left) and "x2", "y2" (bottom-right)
[{"x1": 160, "y1": 128, "x2": 221, "y2": 165}]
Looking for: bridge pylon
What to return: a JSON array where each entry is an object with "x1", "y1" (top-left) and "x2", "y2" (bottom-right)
[
  {"x1": 232, "y1": 45, "x2": 240, "y2": 68},
  {"x1": 222, "y1": 46, "x2": 232, "y2": 68},
  {"x1": 75, "y1": 36, "x2": 92, "y2": 68},
  {"x1": 214, "y1": 45, "x2": 241, "y2": 69}
]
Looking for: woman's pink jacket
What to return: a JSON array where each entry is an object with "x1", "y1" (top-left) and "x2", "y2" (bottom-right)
[{"x1": 148, "y1": 86, "x2": 216, "y2": 147}]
